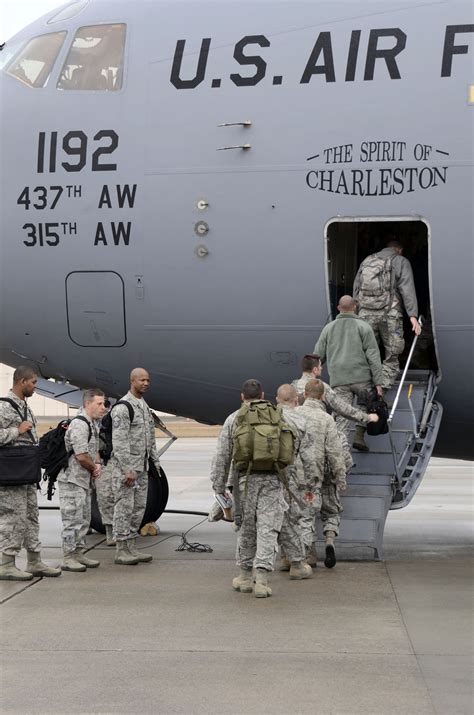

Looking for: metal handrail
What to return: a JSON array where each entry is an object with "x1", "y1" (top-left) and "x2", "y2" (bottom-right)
[
  {"x1": 387, "y1": 316, "x2": 423, "y2": 488},
  {"x1": 388, "y1": 315, "x2": 423, "y2": 424}
]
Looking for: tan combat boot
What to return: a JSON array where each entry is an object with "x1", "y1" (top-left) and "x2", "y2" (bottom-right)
[
  {"x1": 114, "y1": 540, "x2": 139, "y2": 565},
  {"x1": 254, "y1": 569, "x2": 272, "y2": 598},
  {"x1": 353, "y1": 425, "x2": 369, "y2": 452},
  {"x1": 289, "y1": 561, "x2": 313, "y2": 580},
  {"x1": 26, "y1": 552, "x2": 61, "y2": 577},
  {"x1": 232, "y1": 568, "x2": 253, "y2": 593},
  {"x1": 279, "y1": 557, "x2": 291, "y2": 572},
  {"x1": 127, "y1": 538, "x2": 152, "y2": 563},
  {"x1": 105, "y1": 525, "x2": 116, "y2": 547},
  {"x1": 324, "y1": 531, "x2": 337, "y2": 569},
  {"x1": 61, "y1": 552, "x2": 87, "y2": 572},
  {"x1": 74, "y1": 549, "x2": 100, "y2": 568},
  {"x1": 0, "y1": 553, "x2": 33, "y2": 581}
]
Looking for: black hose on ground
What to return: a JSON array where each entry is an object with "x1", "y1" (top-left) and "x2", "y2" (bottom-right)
[{"x1": 39, "y1": 506, "x2": 209, "y2": 517}]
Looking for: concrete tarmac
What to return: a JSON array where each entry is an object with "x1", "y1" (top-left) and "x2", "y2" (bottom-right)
[{"x1": 0, "y1": 439, "x2": 473, "y2": 714}]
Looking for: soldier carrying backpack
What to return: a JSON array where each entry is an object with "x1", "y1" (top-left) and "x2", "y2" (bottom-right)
[
  {"x1": 353, "y1": 237, "x2": 421, "y2": 392},
  {"x1": 210, "y1": 379, "x2": 298, "y2": 599}
]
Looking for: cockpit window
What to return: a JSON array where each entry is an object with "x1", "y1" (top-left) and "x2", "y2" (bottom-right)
[
  {"x1": 57, "y1": 24, "x2": 126, "y2": 91},
  {"x1": 5, "y1": 32, "x2": 66, "y2": 88},
  {"x1": 0, "y1": 40, "x2": 25, "y2": 71}
]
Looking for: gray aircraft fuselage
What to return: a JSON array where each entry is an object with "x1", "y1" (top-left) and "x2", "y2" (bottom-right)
[{"x1": 0, "y1": 0, "x2": 473, "y2": 457}]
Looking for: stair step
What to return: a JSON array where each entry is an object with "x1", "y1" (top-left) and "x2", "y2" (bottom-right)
[{"x1": 347, "y1": 473, "x2": 392, "y2": 486}]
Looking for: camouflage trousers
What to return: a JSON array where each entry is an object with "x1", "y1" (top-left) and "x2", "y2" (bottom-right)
[
  {"x1": 94, "y1": 462, "x2": 114, "y2": 525},
  {"x1": 0, "y1": 485, "x2": 41, "y2": 556},
  {"x1": 236, "y1": 474, "x2": 285, "y2": 572},
  {"x1": 320, "y1": 480, "x2": 343, "y2": 535},
  {"x1": 359, "y1": 310, "x2": 404, "y2": 390},
  {"x1": 58, "y1": 481, "x2": 91, "y2": 555},
  {"x1": 279, "y1": 482, "x2": 321, "y2": 562},
  {"x1": 332, "y1": 380, "x2": 372, "y2": 442},
  {"x1": 112, "y1": 467, "x2": 148, "y2": 541}
]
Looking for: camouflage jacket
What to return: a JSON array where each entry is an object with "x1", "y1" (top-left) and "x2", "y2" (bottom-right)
[
  {"x1": 0, "y1": 390, "x2": 38, "y2": 447},
  {"x1": 280, "y1": 405, "x2": 321, "y2": 493},
  {"x1": 292, "y1": 374, "x2": 370, "y2": 425},
  {"x1": 111, "y1": 391, "x2": 160, "y2": 474},
  {"x1": 297, "y1": 399, "x2": 347, "y2": 487},
  {"x1": 58, "y1": 408, "x2": 98, "y2": 490}
]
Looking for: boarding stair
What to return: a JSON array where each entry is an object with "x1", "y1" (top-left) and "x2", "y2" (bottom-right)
[{"x1": 315, "y1": 325, "x2": 443, "y2": 559}]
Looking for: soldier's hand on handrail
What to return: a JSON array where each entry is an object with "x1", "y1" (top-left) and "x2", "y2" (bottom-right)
[{"x1": 410, "y1": 317, "x2": 422, "y2": 335}]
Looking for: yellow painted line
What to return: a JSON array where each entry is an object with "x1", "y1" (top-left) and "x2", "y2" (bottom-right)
[
  {"x1": 408, "y1": 384, "x2": 413, "y2": 400},
  {"x1": 469, "y1": 85, "x2": 474, "y2": 104}
]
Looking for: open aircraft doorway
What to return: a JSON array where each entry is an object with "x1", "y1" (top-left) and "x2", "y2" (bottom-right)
[{"x1": 324, "y1": 218, "x2": 439, "y2": 375}]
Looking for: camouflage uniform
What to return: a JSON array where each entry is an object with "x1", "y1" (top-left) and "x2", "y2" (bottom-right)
[
  {"x1": 297, "y1": 398, "x2": 347, "y2": 536},
  {"x1": 94, "y1": 461, "x2": 114, "y2": 525},
  {"x1": 354, "y1": 247, "x2": 419, "y2": 390},
  {"x1": 278, "y1": 406, "x2": 320, "y2": 562},
  {"x1": 58, "y1": 410, "x2": 98, "y2": 555},
  {"x1": 292, "y1": 374, "x2": 371, "y2": 467},
  {"x1": 211, "y1": 410, "x2": 287, "y2": 572},
  {"x1": 0, "y1": 392, "x2": 41, "y2": 556},
  {"x1": 111, "y1": 392, "x2": 160, "y2": 542}
]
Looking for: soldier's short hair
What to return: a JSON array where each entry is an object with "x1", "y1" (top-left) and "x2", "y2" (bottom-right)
[
  {"x1": 277, "y1": 384, "x2": 297, "y2": 403},
  {"x1": 83, "y1": 388, "x2": 105, "y2": 405},
  {"x1": 301, "y1": 354, "x2": 321, "y2": 372},
  {"x1": 241, "y1": 379, "x2": 263, "y2": 400},
  {"x1": 304, "y1": 379, "x2": 324, "y2": 399},
  {"x1": 13, "y1": 366, "x2": 38, "y2": 384},
  {"x1": 387, "y1": 238, "x2": 403, "y2": 249}
]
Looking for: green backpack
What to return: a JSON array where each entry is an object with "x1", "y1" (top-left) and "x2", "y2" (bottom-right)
[{"x1": 232, "y1": 400, "x2": 296, "y2": 474}]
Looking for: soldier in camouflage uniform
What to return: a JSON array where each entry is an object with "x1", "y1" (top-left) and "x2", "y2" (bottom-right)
[
  {"x1": 354, "y1": 238, "x2": 421, "y2": 391},
  {"x1": 111, "y1": 368, "x2": 161, "y2": 566},
  {"x1": 58, "y1": 389, "x2": 106, "y2": 572},
  {"x1": 276, "y1": 384, "x2": 321, "y2": 580},
  {"x1": 292, "y1": 354, "x2": 380, "y2": 565},
  {"x1": 0, "y1": 366, "x2": 61, "y2": 581},
  {"x1": 211, "y1": 379, "x2": 290, "y2": 598},
  {"x1": 292, "y1": 353, "x2": 379, "y2": 466},
  {"x1": 298, "y1": 379, "x2": 347, "y2": 569}
]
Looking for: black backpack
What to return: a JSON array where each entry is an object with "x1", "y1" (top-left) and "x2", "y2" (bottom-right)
[
  {"x1": 39, "y1": 416, "x2": 92, "y2": 499},
  {"x1": 365, "y1": 389, "x2": 389, "y2": 436},
  {"x1": 99, "y1": 400, "x2": 134, "y2": 465}
]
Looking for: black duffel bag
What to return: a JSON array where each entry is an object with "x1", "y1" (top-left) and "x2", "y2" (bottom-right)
[
  {"x1": 365, "y1": 389, "x2": 389, "y2": 436},
  {"x1": 0, "y1": 397, "x2": 41, "y2": 486},
  {"x1": 0, "y1": 445, "x2": 41, "y2": 486}
]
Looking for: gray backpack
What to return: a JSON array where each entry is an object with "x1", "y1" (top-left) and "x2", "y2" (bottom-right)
[{"x1": 357, "y1": 252, "x2": 396, "y2": 310}]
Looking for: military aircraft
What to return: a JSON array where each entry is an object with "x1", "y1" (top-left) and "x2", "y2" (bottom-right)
[{"x1": 0, "y1": 0, "x2": 473, "y2": 534}]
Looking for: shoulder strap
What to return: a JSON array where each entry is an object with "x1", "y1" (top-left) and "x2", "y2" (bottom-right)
[
  {"x1": 71, "y1": 415, "x2": 93, "y2": 442},
  {"x1": 0, "y1": 397, "x2": 36, "y2": 444},
  {"x1": 0, "y1": 397, "x2": 25, "y2": 419},
  {"x1": 111, "y1": 400, "x2": 134, "y2": 423}
]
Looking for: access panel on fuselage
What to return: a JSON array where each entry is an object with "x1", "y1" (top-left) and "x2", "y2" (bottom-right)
[{"x1": 66, "y1": 270, "x2": 126, "y2": 347}]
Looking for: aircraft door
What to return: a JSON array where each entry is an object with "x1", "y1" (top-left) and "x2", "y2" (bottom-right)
[
  {"x1": 66, "y1": 271, "x2": 126, "y2": 347},
  {"x1": 325, "y1": 218, "x2": 438, "y2": 373}
]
